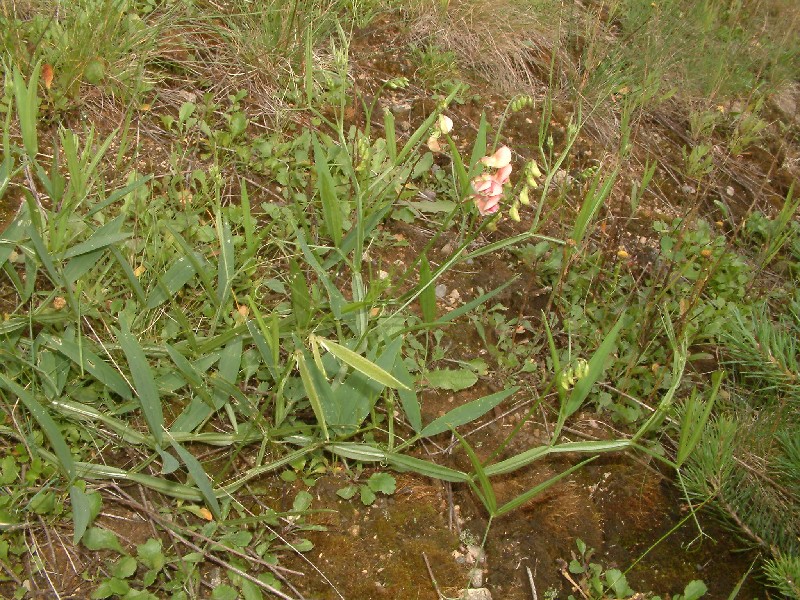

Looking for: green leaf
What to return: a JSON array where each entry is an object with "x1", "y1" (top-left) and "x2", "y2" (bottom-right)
[
  {"x1": 295, "y1": 350, "x2": 331, "y2": 439},
  {"x1": 293, "y1": 490, "x2": 313, "y2": 512},
  {"x1": 385, "y1": 452, "x2": 470, "y2": 483},
  {"x1": 367, "y1": 472, "x2": 396, "y2": 495},
  {"x1": 91, "y1": 578, "x2": 129, "y2": 599},
  {"x1": 82, "y1": 526, "x2": 125, "y2": 554},
  {"x1": 215, "y1": 212, "x2": 234, "y2": 306},
  {"x1": 169, "y1": 439, "x2": 221, "y2": 520},
  {"x1": 70, "y1": 485, "x2": 97, "y2": 544},
  {"x1": 211, "y1": 584, "x2": 238, "y2": 600},
  {"x1": 555, "y1": 312, "x2": 626, "y2": 439},
  {"x1": 295, "y1": 229, "x2": 345, "y2": 318},
  {"x1": 145, "y1": 253, "x2": 208, "y2": 309},
  {"x1": 336, "y1": 485, "x2": 358, "y2": 500},
  {"x1": 13, "y1": 63, "x2": 40, "y2": 158},
  {"x1": 313, "y1": 134, "x2": 344, "y2": 246},
  {"x1": 289, "y1": 259, "x2": 311, "y2": 328},
  {"x1": 0, "y1": 374, "x2": 75, "y2": 480},
  {"x1": 62, "y1": 216, "x2": 130, "y2": 259},
  {"x1": 681, "y1": 580, "x2": 708, "y2": 600},
  {"x1": 454, "y1": 430, "x2": 496, "y2": 515},
  {"x1": 315, "y1": 336, "x2": 409, "y2": 390},
  {"x1": 116, "y1": 315, "x2": 163, "y2": 446},
  {"x1": 421, "y1": 387, "x2": 517, "y2": 437},
  {"x1": 677, "y1": 372, "x2": 722, "y2": 467},
  {"x1": 137, "y1": 538, "x2": 165, "y2": 571},
  {"x1": 605, "y1": 569, "x2": 631, "y2": 599},
  {"x1": 360, "y1": 486, "x2": 376, "y2": 506},
  {"x1": 495, "y1": 457, "x2": 595, "y2": 516},
  {"x1": 425, "y1": 368, "x2": 478, "y2": 392},
  {"x1": 42, "y1": 334, "x2": 132, "y2": 400},
  {"x1": 395, "y1": 358, "x2": 421, "y2": 433},
  {"x1": 0, "y1": 203, "x2": 30, "y2": 267},
  {"x1": 113, "y1": 556, "x2": 138, "y2": 579},
  {"x1": 419, "y1": 254, "x2": 437, "y2": 323}
]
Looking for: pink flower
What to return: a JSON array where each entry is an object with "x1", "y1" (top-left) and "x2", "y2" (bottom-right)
[
  {"x1": 469, "y1": 160, "x2": 513, "y2": 216},
  {"x1": 480, "y1": 146, "x2": 512, "y2": 168}
]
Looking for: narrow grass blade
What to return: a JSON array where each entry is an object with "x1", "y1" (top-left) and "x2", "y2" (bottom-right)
[
  {"x1": 109, "y1": 247, "x2": 147, "y2": 304},
  {"x1": 384, "y1": 109, "x2": 396, "y2": 163},
  {"x1": 215, "y1": 211, "x2": 234, "y2": 306},
  {"x1": 165, "y1": 344, "x2": 216, "y2": 408},
  {"x1": 321, "y1": 202, "x2": 393, "y2": 270},
  {"x1": 464, "y1": 233, "x2": 563, "y2": 261},
  {"x1": 484, "y1": 445, "x2": 550, "y2": 477},
  {"x1": 418, "y1": 254, "x2": 437, "y2": 323},
  {"x1": 420, "y1": 387, "x2": 518, "y2": 438},
  {"x1": 64, "y1": 249, "x2": 105, "y2": 283},
  {"x1": 85, "y1": 174, "x2": 152, "y2": 218},
  {"x1": 296, "y1": 229, "x2": 345, "y2": 318},
  {"x1": 0, "y1": 374, "x2": 75, "y2": 480},
  {"x1": 386, "y1": 452, "x2": 470, "y2": 483},
  {"x1": 469, "y1": 113, "x2": 488, "y2": 179},
  {"x1": 169, "y1": 439, "x2": 221, "y2": 519},
  {"x1": 496, "y1": 457, "x2": 596, "y2": 516},
  {"x1": 165, "y1": 224, "x2": 217, "y2": 305},
  {"x1": 13, "y1": 63, "x2": 40, "y2": 158},
  {"x1": 453, "y1": 430, "x2": 496, "y2": 515},
  {"x1": 70, "y1": 485, "x2": 94, "y2": 543},
  {"x1": 146, "y1": 252, "x2": 208, "y2": 310},
  {"x1": 27, "y1": 222, "x2": 63, "y2": 287},
  {"x1": 315, "y1": 336, "x2": 409, "y2": 390},
  {"x1": 61, "y1": 215, "x2": 130, "y2": 259},
  {"x1": 213, "y1": 338, "x2": 242, "y2": 411},
  {"x1": 446, "y1": 136, "x2": 469, "y2": 198},
  {"x1": 554, "y1": 312, "x2": 626, "y2": 439},
  {"x1": 313, "y1": 134, "x2": 344, "y2": 247},
  {"x1": 571, "y1": 168, "x2": 618, "y2": 245},
  {"x1": 326, "y1": 442, "x2": 385, "y2": 461},
  {"x1": 677, "y1": 371, "x2": 723, "y2": 467},
  {"x1": 395, "y1": 358, "x2": 421, "y2": 433},
  {"x1": 41, "y1": 334, "x2": 132, "y2": 400},
  {"x1": 240, "y1": 180, "x2": 255, "y2": 255},
  {"x1": 289, "y1": 259, "x2": 312, "y2": 328},
  {"x1": 115, "y1": 315, "x2": 164, "y2": 446},
  {"x1": 0, "y1": 203, "x2": 30, "y2": 266},
  {"x1": 433, "y1": 278, "x2": 515, "y2": 325},
  {"x1": 295, "y1": 351, "x2": 329, "y2": 440}
]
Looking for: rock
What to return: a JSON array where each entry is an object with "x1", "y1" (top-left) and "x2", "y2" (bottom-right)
[
  {"x1": 435, "y1": 284, "x2": 447, "y2": 299},
  {"x1": 469, "y1": 567, "x2": 483, "y2": 587},
  {"x1": 771, "y1": 83, "x2": 799, "y2": 125},
  {"x1": 461, "y1": 588, "x2": 492, "y2": 600}
]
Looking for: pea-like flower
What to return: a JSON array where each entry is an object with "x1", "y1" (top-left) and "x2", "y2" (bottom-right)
[
  {"x1": 470, "y1": 156, "x2": 512, "y2": 216},
  {"x1": 480, "y1": 145, "x2": 512, "y2": 168}
]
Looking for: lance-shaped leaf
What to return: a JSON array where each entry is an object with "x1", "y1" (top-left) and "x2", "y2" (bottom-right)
[
  {"x1": 314, "y1": 336, "x2": 409, "y2": 390},
  {"x1": 420, "y1": 387, "x2": 517, "y2": 438},
  {"x1": 116, "y1": 315, "x2": 163, "y2": 446}
]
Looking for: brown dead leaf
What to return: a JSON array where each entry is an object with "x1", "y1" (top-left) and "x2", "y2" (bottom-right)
[{"x1": 42, "y1": 64, "x2": 54, "y2": 90}]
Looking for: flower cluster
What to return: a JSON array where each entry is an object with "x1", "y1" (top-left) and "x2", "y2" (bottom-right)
[
  {"x1": 427, "y1": 115, "x2": 454, "y2": 153},
  {"x1": 469, "y1": 146, "x2": 513, "y2": 216},
  {"x1": 427, "y1": 114, "x2": 544, "y2": 220}
]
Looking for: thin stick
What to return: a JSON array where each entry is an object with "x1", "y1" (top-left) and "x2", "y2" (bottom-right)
[
  {"x1": 423, "y1": 552, "x2": 444, "y2": 600},
  {"x1": 526, "y1": 566, "x2": 538, "y2": 600}
]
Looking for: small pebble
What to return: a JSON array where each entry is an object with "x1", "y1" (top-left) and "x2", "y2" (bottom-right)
[
  {"x1": 461, "y1": 589, "x2": 492, "y2": 600},
  {"x1": 435, "y1": 284, "x2": 447, "y2": 299}
]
